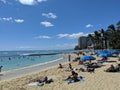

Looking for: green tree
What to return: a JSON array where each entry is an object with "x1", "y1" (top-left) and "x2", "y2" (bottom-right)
[
  {"x1": 94, "y1": 31, "x2": 101, "y2": 49},
  {"x1": 86, "y1": 21, "x2": 120, "y2": 49}
]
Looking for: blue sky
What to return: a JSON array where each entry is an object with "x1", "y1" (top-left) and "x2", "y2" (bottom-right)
[{"x1": 0, "y1": 0, "x2": 120, "y2": 50}]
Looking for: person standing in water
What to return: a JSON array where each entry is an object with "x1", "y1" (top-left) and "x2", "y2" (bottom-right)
[{"x1": 0, "y1": 66, "x2": 3, "y2": 72}]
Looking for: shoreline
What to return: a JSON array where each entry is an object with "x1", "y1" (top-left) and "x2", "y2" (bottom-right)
[
  {"x1": 1, "y1": 54, "x2": 63, "y2": 72},
  {"x1": 1, "y1": 57, "x2": 64, "y2": 74},
  {"x1": 0, "y1": 54, "x2": 69, "y2": 80}
]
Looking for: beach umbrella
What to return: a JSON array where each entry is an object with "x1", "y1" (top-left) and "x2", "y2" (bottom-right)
[
  {"x1": 84, "y1": 50, "x2": 90, "y2": 53},
  {"x1": 108, "y1": 50, "x2": 119, "y2": 54},
  {"x1": 99, "y1": 52, "x2": 112, "y2": 57},
  {"x1": 97, "y1": 51, "x2": 108, "y2": 54},
  {"x1": 96, "y1": 51, "x2": 104, "y2": 55},
  {"x1": 81, "y1": 55, "x2": 96, "y2": 61}
]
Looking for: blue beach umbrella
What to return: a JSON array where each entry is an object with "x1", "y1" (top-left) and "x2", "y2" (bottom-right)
[
  {"x1": 108, "y1": 50, "x2": 119, "y2": 54},
  {"x1": 81, "y1": 55, "x2": 96, "y2": 61},
  {"x1": 99, "y1": 52, "x2": 112, "y2": 57},
  {"x1": 97, "y1": 51, "x2": 108, "y2": 54}
]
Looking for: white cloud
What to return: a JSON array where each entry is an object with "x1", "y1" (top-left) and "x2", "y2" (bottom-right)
[
  {"x1": 0, "y1": 17, "x2": 13, "y2": 22},
  {"x1": 0, "y1": 17, "x2": 24, "y2": 23},
  {"x1": 42, "y1": 13, "x2": 57, "y2": 19},
  {"x1": 69, "y1": 33, "x2": 84, "y2": 38},
  {"x1": 14, "y1": 19, "x2": 24, "y2": 23},
  {"x1": 41, "y1": 21, "x2": 54, "y2": 27},
  {"x1": 34, "y1": 35, "x2": 51, "y2": 39},
  {"x1": 18, "y1": 0, "x2": 47, "y2": 5},
  {"x1": 57, "y1": 34, "x2": 69, "y2": 38},
  {"x1": 57, "y1": 32, "x2": 88, "y2": 39},
  {"x1": 37, "y1": 0, "x2": 47, "y2": 3},
  {"x1": 16, "y1": 46, "x2": 33, "y2": 49},
  {"x1": 86, "y1": 24, "x2": 93, "y2": 28},
  {"x1": 18, "y1": 0, "x2": 36, "y2": 5},
  {"x1": 0, "y1": 0, "x2": 6, "y2": 4},
  {"x1": 56, "y1": 43, "x2": 76, "y2": 49}
]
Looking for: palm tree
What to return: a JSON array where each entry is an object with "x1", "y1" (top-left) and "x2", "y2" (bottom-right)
[
  {"x1": 86, "y1": 21, "x2": 120, "y2": 49},
  {"x1": 117, "y1": 21, "x2": 120, "y2": 30},
  {"x1": 94, "y1": 31, "x2": 101, "y2": 49},
  {"x1": 108, "y1": 24, "x2": 116, "y2": 32},
  {"x1": 106, "y1": 24, "x2": 117, "y2": 49},
  {"x1": 87, "y1": 34, "x2": 94, "y2": 43},
  {"x1": 114, "y1": 25, "x2": 120, "y2": 49},
  {"x1": 100, "y1": 29, "x2": 104, "y2": 47}
]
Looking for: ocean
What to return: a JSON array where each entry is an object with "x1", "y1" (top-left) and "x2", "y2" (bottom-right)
[{"x1": 0, "y1": 49, "x2": 77, "y2": 72}]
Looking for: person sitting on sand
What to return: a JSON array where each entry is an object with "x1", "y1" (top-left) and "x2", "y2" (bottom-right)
[
  {"x1": 42, "y1": 76, "x2": 53, "y2": 84},
  {"x1": 63, "y1": 63, "x2": 73, "y2": 72},
  {"x1": 97, "y1": 56, "x2": 107, "y2": 63},
  {"x1": 66, "y1": 71, "x2": 84, "y2": 84},
  {"x1": 78, "y1": 60, "x2": 83, "y2": 65},
  {"x1": 28, "y1": 76, "x2": 53, "y2": 86},
  {"x1": 86, "y1": 66, "x2": 95, "y2": 73},
  {"x1": 115, "y1": 64, "x2": 120, "y2": 71},
  {"x1": 105, "y1": 64, "x2": 116, "y2": 72},
  {"x1": 73, "y1": 56, "x2": 80, "y2": 62},
  {"x1": 71, "y1": 72, "x2": 78, "y2": 81},
  {"x1": 69, "y1": 63, "x2": 73, "y2": 70},
  {"x1": 58, "y1": 63, "x2": 63, "y2": 69},
  {"x1": 67, "y1": 71, "x2": 78, "y2": 81},
  {"x1": 37, "y1": 76, "x2": 53, "y2": 84},
  {"x1": 76, "y1": 55, "x2": 80, "y2": 61},
  {"x1": 82, "y1": 53, "x2": 85, "y2": 56}
]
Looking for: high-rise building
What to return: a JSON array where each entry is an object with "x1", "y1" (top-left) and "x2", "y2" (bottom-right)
[{"x1": 78, "y1": 36, "x2": 93, "y2": 49}]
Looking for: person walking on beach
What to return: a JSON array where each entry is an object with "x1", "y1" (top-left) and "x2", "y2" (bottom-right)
[{"x1": 68, "y1": 54, "x2": 71, "y2": 62}]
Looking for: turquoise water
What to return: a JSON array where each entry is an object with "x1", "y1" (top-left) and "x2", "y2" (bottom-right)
[{"x1": 0, "y1": 49, "x2": 76, "y2": 72}]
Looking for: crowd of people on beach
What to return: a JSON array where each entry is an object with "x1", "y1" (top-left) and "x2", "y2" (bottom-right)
[
  {"x1": 38, "y1": 51, "x2": 119, "y2": 85},
  {"x1": 57, "y1": 51, "x2": 120, "y2": 84}
]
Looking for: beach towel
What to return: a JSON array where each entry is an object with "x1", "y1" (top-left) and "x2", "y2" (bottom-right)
[
  {"x1": 28, "y1": 82, "x2": 39, "y2": 86},
  {"x1": 28, "y1": 82, "x2": 44, "y2": 86},
  {"x1": 67, "y1": 76, "x2": 84, "y2": 84}
]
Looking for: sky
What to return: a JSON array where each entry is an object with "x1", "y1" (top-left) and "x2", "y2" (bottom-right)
[{"x1": 0, "y1": 0, "x2": 120, "y2": 50}]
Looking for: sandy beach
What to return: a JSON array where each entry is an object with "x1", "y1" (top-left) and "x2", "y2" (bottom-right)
[{"x1": 0, "y1": 53, "x2": 120, "y2": 90}]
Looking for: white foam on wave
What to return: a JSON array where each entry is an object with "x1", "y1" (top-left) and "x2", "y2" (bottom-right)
[
  {"x1": 20, "y1": 53, "x2": 34, "y2": 56},
  {"x1": 1, "y1": 57, "x2": 64, "y2": 74}
]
